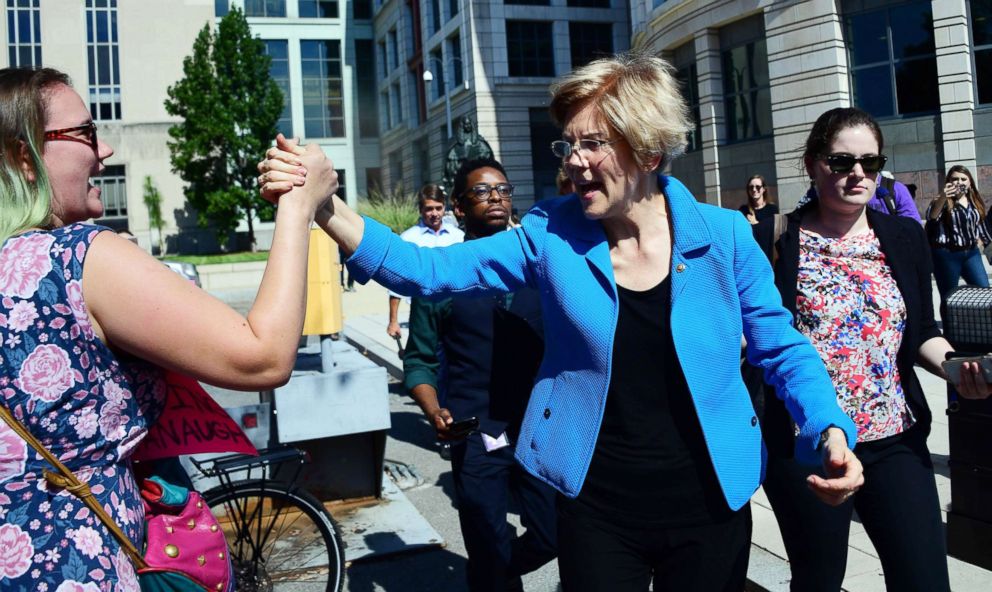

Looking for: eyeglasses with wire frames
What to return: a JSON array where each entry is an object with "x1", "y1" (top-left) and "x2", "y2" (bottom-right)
[
  {"x1": 820, "y1": 153, "x2": 887, "y2": 175},
  {"x1": 464, "y1": 183, "x2": 514, "y2": 203},
  {"x1": 550, "y1": 138, "x2": 617, "y2": 159},
  {"x1": 43, "y1": 122, "x2": 98, "y2": 152}
]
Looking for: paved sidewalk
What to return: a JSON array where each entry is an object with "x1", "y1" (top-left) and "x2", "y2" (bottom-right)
[{"x1": 336, "y1": 278, "x2": 992, "y2": 592}]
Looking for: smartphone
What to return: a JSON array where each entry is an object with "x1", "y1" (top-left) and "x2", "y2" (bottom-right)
[
  {"x1": 447, "y1": 417, "x2": 479, "y2": 438},
  {"x1": 942, "y1": 354, "x2": 992, "y2": 385}
]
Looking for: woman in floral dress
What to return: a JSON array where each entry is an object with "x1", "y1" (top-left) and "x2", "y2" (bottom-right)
[
  {"x1": 0, "y1": 67, "x2": 335, "y2": 590},
  {"x1": 753, "y1": 107, "x2": 991, "y2": 592}
]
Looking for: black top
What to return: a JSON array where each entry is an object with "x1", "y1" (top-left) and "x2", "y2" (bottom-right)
[
  {"x1": 571, "y1": 277, "x2": 730, "y2": 527},
  {"x1": 739, "y1": 202, "x2": 779, "y2": 223}
]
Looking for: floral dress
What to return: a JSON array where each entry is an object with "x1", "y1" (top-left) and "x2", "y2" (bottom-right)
[
  {"x1": 0, "y1": 224, "x2": 165, "y2": 592},
  {"x1": 795, "y1": 228, "x2": 915, "y2": 442}
]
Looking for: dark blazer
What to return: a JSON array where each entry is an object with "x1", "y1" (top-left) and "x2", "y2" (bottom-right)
[{"x1": 753, "y1": 204, "x2": 942, "y2": 455}]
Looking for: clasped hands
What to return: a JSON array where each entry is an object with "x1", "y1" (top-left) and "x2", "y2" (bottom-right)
[{"x1": 256, "y1": 134, "x2": 336, "y2": 212}]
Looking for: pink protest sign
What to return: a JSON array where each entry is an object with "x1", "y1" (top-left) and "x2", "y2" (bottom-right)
[{"x1": 133, "y1": 371, "x2": 258, "y2": 461}]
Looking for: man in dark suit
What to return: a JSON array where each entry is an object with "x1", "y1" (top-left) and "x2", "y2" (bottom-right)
[{"x1": 403, "y1": 158, "x2": 556, "y2": 592}]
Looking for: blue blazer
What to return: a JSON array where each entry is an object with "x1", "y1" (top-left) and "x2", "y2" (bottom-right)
[{"x1": 349, "y1": 175, "x2": 856, "y2": 510}]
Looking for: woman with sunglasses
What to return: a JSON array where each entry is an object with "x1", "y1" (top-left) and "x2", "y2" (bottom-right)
[
  {"x1": 754, "y1": 107, "x2": 991, "y2": 592},
  {"x1": 925, "y1": 164, "x2": 991, "y2": 312},
  {"x1": 0, "y1": 68, "x2": 334, "y2": 590},
  {"x1": 259, "y1": 53, "x2": 864, "y2": 590},
  {"x1": 740, "y1": 174, "x2": 778, "y2": 225}
]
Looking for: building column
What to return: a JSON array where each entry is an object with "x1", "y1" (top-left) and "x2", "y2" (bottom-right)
[
  {"x1": 695, "y1": 29, "x2": 725, "y2": 206},
  {"x1": 933, "y1": 0, "x2": 976, "y2": 170},
  {"x1": 764, "y1": 0, "x2": 850, "y2": 210}
]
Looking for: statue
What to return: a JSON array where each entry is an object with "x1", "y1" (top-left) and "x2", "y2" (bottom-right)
[{"x1": 442, "y1": 116, "x2": 494, "y2": 193}]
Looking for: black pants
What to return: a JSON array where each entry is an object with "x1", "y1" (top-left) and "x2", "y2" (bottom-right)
[
  {"x1": 451, "y1": 433, "x2": 558, "y2": 592},
  {"x1": 556, "y1": 501, "x2": 751, "y2": 591},
  {"x1": 762, "y1": 427, "x2": 949, "y2": 592}
]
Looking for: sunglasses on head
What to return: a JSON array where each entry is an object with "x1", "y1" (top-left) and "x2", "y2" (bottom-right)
[{"x1": 821, "y1": 153, "x2": 887, "y2": 175}]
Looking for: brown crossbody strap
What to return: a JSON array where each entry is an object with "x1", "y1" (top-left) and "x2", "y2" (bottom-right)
[{"x1": 0, "y1": 403, "x2": 149, "y2": 570}]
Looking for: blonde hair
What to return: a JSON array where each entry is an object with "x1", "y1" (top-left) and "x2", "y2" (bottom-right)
[
  {"x1": 0, "y1": 67, "x2": 70, "y2": 244},
  {"x1": 549, "y1": 52, "x2": 691, "y2": 171}
]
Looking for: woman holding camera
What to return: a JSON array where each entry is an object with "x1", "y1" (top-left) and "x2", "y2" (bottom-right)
[{"x1": 925, "y1": 165, "x2": 990, "y2": 309}]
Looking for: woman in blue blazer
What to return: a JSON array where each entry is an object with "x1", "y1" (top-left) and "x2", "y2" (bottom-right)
[{"x1": 258, "y1": 54, "x2": 864, "y2": 590}]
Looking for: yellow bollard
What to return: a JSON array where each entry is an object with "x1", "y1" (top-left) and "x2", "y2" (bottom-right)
[{"x1": 303, "y1": 228, "x2": 344, "y2": 336}]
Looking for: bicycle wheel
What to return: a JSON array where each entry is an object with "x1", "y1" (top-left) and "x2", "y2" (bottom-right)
[{"x1": 202, "y1": 480, "x2": 345, "y2": 592}]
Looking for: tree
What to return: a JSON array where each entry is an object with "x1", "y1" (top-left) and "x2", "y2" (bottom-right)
[
  {"x1": 164, "y1": 7, "x2": 283, "y2": 250},
  {"x1": 142, "y1": 175, "x2": 166, "y2": 255}
]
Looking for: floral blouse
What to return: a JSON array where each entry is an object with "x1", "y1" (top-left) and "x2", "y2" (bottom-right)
[
  {"x1": 0, "y1": 224, "x2": 165, "y2": 592},
  {"x1": 796, "y1": 228, "x2": 915, "y2": 443}
]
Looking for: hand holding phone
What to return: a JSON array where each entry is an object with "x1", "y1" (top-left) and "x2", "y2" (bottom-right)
[
  {"x1": 446, "y1": 417, "x2": 479, "y2": 439},
  {"x1": 942, "y1": 354, "x2": 992, "y2": 388}
]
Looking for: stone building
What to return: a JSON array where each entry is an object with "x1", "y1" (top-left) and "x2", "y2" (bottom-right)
[
  {"x1": 632, "y1": 0, "x2": 990, "y2": 213},
  {"x1": 372, "y1": 0, "x2": 631, "y2": 209},
  {"x1": 2, "y1": 0, "x2": 378, "y2": 252}
]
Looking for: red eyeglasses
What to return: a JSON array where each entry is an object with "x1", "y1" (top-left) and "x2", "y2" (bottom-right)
[{"x1": 43, "y1": 122, "x2": 98, "y2": 151}]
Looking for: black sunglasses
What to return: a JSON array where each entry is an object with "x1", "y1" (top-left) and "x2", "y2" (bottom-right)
[
  {"x1": 43, "y1": 122, "x2": 98, "y2": 152},
  {"x1": 821, "y1": 153, "x2": 887, "y2": 175}
]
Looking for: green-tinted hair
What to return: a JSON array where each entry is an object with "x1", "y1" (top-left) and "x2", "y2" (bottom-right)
[{"x1": 0, "y1": 67, "x2": 70, "y2": 245}]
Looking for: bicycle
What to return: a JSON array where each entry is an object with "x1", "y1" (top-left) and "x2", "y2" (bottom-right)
[{"x1": 189, "y1": 446, "x2": 346, "y2": 592}]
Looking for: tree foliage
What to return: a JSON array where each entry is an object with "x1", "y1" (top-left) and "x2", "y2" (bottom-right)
[
  {"x1": 142, "y1": 175, "x2": 165, "y2": 255},
  {"x1": 164, "y1": 8, "x2": 282, "y2": 250}
]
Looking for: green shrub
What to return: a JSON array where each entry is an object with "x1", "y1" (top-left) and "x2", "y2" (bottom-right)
[{"x1": 357, "y1": 186, "x2": 420, "y2": 234}]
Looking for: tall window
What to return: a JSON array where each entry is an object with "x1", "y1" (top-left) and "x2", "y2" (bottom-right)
[
  {"x1": 390, "y1": 82, "x2": 401, "y2": 128},
  {"x1": 506, "y1": 21, "x2": 554, "y2": 77},
  {"x1": 379, "y1": 91, "x2": 389, "y2": 132},
  {"x1": 299, "y1": 0, "x2": 338, "y2": 18},
  {"x1": 215, "y1": 0, "x2": 228, "y2": 16},
  {"x1": 972, "y1": 0, "x2": 992, "y2": 105},
  {"x1": 6, "y1": 0, "x2": 42, "y2": 68},
  {"x1": 86, "y1": 0, "x2": 121, "y2": 121},
  {"x1": 569, "y1": 22, "x2": 613, "y2": 69},
  {"x1": 355, "y1": 39, "x2": 379, "y2": 137},
  {"x1": 94, "y1": 165, "x2": 127, "y2": 219},
  {"x1": 448, "y1": 0, "x2": 459, "y2": 19},
  {"x1": 430, "y1": 0, "x2": 441, "y2": 35},
  {"x1": 675, "y1": 78, "x2": 701, "y2": 152},
  {"x1": 388, "y1": 29, "x2": 399, "y2": 71},
  {"x1": 353, "y1": 0, "x2": 372, "y2": 20},
  {"x1": 448, "y1": 35, "x2": 463, "y2": 88},
  {"x1": 244, "y1": 0, "x2": 286, "y2": 17},
  {"x1": 529, "y1": 108, "x2": 561, "y2": 201},
  {"x1": 264, "y1": 40, "x2": 292, "y2": 137},
  {"x1": 844, "y1": 1, "x2": 938, "y2": 117},
  {"x1": 721, "y1": 17, "x2": 771, "y2": 142},
  {"x1": 429, "y1": 47, "x2": 444, "y2": 100},
  {"x1": 335, "y1": 170, "x2": 346, "y2": 201},
  {"x1": 301, "y1": 40, "x2": 345, "y2": 138},
  {"x1": 377, "y1": 40, "x2": 387, "y2": 76}
]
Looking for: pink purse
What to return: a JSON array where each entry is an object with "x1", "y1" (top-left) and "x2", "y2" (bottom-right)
[{"x1": 140, "y1": 477, "x2": 235, "y2": 592}]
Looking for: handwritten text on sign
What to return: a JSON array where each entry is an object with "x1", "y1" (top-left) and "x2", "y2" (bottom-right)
[{"x1": 133, "y1": 372, "x2": 257, "y2": 461}]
